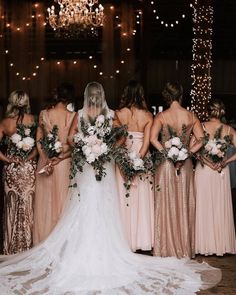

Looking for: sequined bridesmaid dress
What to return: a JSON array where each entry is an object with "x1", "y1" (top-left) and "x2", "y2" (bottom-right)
[
  {"x1": 3, "y1": 131, "x2": 36, "y2": 255},
  {"x1": 153, "y1": 117, "x2": 196, "y2": 258}
]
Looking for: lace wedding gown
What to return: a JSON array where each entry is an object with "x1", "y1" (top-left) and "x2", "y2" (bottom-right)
[{"x1": 0, "y1": 110, "x2": 220, "y2": 294}]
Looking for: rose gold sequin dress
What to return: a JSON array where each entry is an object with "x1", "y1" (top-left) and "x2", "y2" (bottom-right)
[
  {"x1": 153, "y1": 121, "x2": 196, "y2": 258},
  {"x1": 33, "y1": 110, "x2": 75, "y2": 245},
  {"x1": 3, "y1": 135, "x2": 36, "y2": 255}
]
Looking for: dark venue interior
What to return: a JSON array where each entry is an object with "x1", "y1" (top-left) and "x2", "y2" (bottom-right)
[{"x1": 0, "y1": 0, "x2": 236, "y2": 293}]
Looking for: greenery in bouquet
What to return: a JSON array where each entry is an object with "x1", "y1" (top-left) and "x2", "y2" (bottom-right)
[
  {"x1": 39, "y1": 125, "x2": 63, "y2": 159},
  {"x1": 9, "y1": 122, "x2": 37, "y2": 160},
  {"x1": 202, "y1": 125, "x2": 232, "y2": 163},
  {"x1": 70, "y1": 114, "x2": 128, "y2": 185},
  {"x1": 115, "y1": 134, "x2": 163, "y2": 199}
]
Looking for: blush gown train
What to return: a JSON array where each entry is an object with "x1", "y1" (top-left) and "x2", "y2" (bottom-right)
[{"x1": 0, "y1": 160, "x2": 221, "y2": 294}]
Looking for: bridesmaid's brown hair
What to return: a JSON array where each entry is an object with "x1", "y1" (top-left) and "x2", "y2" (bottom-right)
[
  {"x1": 119, "y1": 80, "x2": 147, "y2": 110},
  {"x1": 162, "y1": 82, "x2": 183, "y2": 106}
]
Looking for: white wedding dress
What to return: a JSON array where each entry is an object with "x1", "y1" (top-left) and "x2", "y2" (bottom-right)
[
  {"x1": 0, "y1": 160, "x2": 221, "y2": 294},
  {"x1": 0, "y1": 96, "x2": 221, "y2": 294}
]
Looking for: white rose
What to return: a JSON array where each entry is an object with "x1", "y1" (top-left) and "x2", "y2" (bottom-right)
[
  {"x1": 96, "y1": 115, "x2": 105, "y2": 126},
  {"x1": 211, "y1": 146, "x2": 219, "y2": 155},
  {"x1": 133, "y1": 158, "x2": 144, "y2": 170},
  {"x1": 129, "y1": 151, "x2": 138, "y2": 160},
  {"x1": 87, "y1": 153, "x2": 96, "y2": 163},
  {"x1": 11, "y1": 133, "x2": 22, "y2": 144},
  {"x1": 85, "y1": 135, "x2": 98, "y2": 146},
  {"x1": 171, "y1": 137, "x2": 182, "y2": 148},
  {"x1": 24, "y1": 128, "x2": 31, "y2": 136},
  {"x1": 16, "y1": 141, "x2": 23, "y2": 149},
  {"x1": 178, "y1": 150, "x2": 188, "y2": 161},
  {"x1": 54, "y1": 141, "x2": 62, "y2": 153},
  {"x1": 167, "y1": 146, "x2": 179, "y2": 159},
  {"x1": 82, "y1": 146, "x2": 92, "y2": 157},
  {"x1": 205, "y1": 143, "x2": 213, "y2": 152},
  {"x1": 47, "y1": 133, "x2": 53, "y2": 139},
  {"x1": 91, "y1": 144, "x2": 102, "y2": 156},
  {"x1": 22, "y1": 137, "x2": 35, "y2": 151},
  {"x1": 66, "y1": 103, "x2": 74, "y2": 113},
  {"x1": 164, "y1": 140, "x2": 172, "y2": 149},
  {"x1": 217, "y1": 150, "x2": 224, "y2": 158},
  {"x1": 100, "y1": 143, "x2": 108, "y2": 154},
  {"x1": 87, "y1": 126, "x2": 96, "y2": 135}
]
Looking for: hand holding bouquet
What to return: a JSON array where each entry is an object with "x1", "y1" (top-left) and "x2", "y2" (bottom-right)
[
  {"x1": 202, "y1": 126, "x2": 232, "y2": 173},
  {"x1": 164, "y1": 125, "x2": 189, "y2": 175},
  {"x1": 38, "y1": 125, "x2": 63, "y2": 175}
]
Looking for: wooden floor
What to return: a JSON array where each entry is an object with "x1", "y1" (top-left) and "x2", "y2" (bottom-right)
[{"x1": 196, "y1": 255, "x2": 236, "y2": 294}]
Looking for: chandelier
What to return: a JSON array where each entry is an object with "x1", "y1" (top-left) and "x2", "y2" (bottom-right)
[{"x1": 47, "y1": 0, "x2": 105, "y2": 37}]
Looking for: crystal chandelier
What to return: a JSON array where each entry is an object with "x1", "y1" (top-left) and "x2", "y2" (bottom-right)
[{"x1": 47, "y1": 0, "x2": 104, "y2": 36}]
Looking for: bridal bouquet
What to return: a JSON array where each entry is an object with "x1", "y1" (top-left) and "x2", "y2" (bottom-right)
[
  {"x1": 203, "y1": 126, "x2": 232, "y2": 164},
  {"x1": 9, "y1": 123, "x2": 37, "y2": 160},
  {"x1": 70, "y1": 114, "x2": 127, "y2": 183},
  {"x1": 38, "y1": 125, "x2": 63, "y2": 174},
  {"x1": 164, "y1": 125, "x2": 189, "y2": 175}
]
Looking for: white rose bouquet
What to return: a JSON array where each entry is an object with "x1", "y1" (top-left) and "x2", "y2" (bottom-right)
[
  {"x1": 9, "y1": 123, "x2": 37, "y2": 160},
  {"x1": 164, "y1": 125, "x2": 189, "y2": 175},
  {"x1": 114, "y1": 134, "x2": 162, "y2": 199},
  {"x1": 39, "y1": 125, "x2": 63, "y2": 159},
  {"x1": 202, "y1": 126, "x2": 232, "y2": 165},
  {"x1": 70, "y1": 114, "x2": 127, "y2": 183}
]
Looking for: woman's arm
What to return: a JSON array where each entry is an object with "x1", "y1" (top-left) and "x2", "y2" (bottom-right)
[
  {"x1": 0, "y1": 123, "x2": 12, "y2": 163},
  {"x1": 150, "y1": 114, "x2": 165, "y2": 152},
  {"x1": 114, "y1": 111, "x2": 126, "y2": 147},
  {"x1": 67, "y1": 114, "x2": 78, "y2": 147},
  {"x1": 139, "y1": 114, "x2": 153, "y2": 158},
  {"x1": 221, "y1": 127, "x2": 236, "y2": 167},
  {"x1": 27, "y1": 147, "x2": 38, "y2": 161},
  {"x1": 189, "y1": 117, "x2": 204, "y2": 154}
]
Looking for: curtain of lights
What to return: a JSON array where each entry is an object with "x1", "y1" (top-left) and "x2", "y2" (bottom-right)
[{"x1": 191, "y1": 0, "x2": 213, "y2": 121}]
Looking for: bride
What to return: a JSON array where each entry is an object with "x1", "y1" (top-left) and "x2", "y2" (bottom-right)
[{"x1": 0, "y1": 82, "x2": 221, "y2": 294}]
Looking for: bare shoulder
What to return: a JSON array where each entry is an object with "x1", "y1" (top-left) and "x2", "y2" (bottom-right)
[{"x1": 141, "y1": 109, "x2": 153, "y2": 122}]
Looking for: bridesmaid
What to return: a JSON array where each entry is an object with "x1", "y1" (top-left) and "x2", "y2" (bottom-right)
[
  {"x1": 33, "y1": 83, "x2": 76, "y2": 245},
  {"x1": 195, "y1": 99, "x2": 236, "y2": 255},
  {"x1": 115, "y1": 80, "x2": 154, "y2": 252},
  {"x1": 150, "y1": 82, "x2": 204, "y2": 258},
  {"x1": 0, "y1": 91, "x2": 37, "y2": 254}
]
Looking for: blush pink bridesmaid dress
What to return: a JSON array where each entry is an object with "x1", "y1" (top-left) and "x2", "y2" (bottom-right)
[
  {"x1": 33, "y1": 109, "x2": 75, "y2": 245},
  {"x1": 116, "y1": 132, "x2": 154, "y2": 252},
  {"x1": 195, "y1": 125, "x2": 236, "y2": 255}
]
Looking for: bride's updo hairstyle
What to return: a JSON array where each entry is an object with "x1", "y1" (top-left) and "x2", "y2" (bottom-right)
[
  {"x1": 162, "y1": 82, "x2": 183, "y2": 106},
  {"x1": 207, "y1": 99, "x2": 225, "y2": 120},
  {"x1": 6, "y1": 90, "x2": 31, "y2": 122},
  {"x1": 119, "y1": 80, "x2": 147, "y2": 110}
]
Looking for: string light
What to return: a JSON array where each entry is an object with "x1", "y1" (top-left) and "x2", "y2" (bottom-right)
[
  {"x1": 149, "y1": 0, "x2": 189, "y2": 28},
  {"x1": 191, "y1": 0, "x2": 213, "y2": 121},
  {"x1": 1, "y1": 3, "x2": 135, "y2": 81}
]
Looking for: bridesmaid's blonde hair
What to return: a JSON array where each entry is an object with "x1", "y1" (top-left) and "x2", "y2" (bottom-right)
[
  {"x1": 6, "y1": 90, "x2": 31, "y2": 120},
  {"x1": 208, "y1": 99, "x2": 225, "y2": 120}
]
